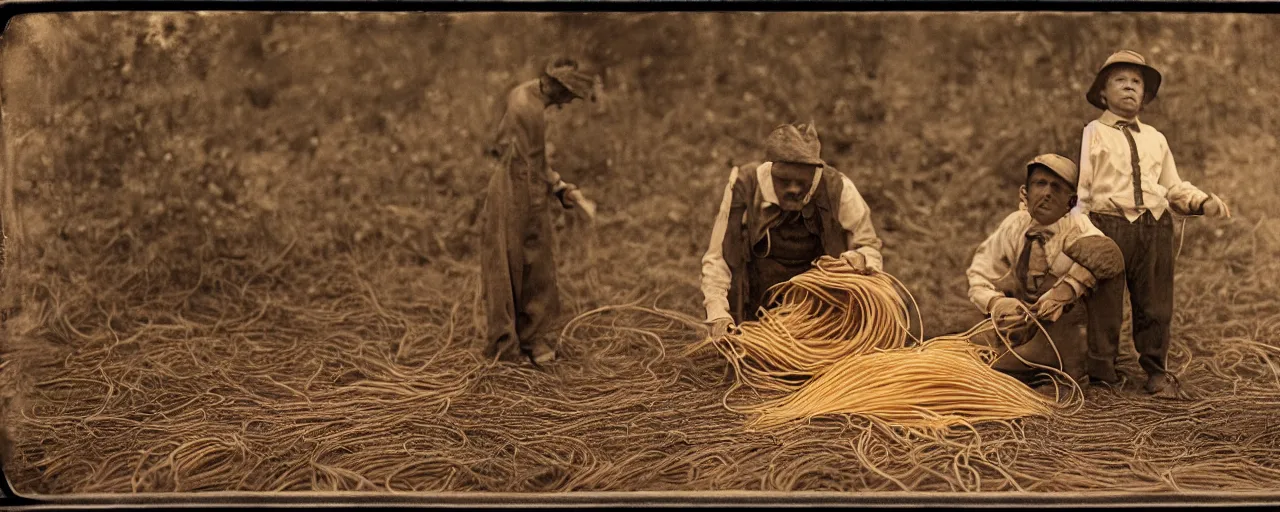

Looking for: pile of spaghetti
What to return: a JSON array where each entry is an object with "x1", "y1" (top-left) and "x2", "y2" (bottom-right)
[
  {"x1": 700, "y1": 256, "x2": 1063, "y2": 430},
  {"x1": 689, "y1": 256, "x2": 914, "y2": 393}
]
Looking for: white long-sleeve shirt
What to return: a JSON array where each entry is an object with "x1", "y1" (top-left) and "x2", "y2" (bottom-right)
[
  {"x1": 967, "y1": 210, "x2": 1105, "y2": 314},
  {"x1": 1075, "y1": 110, "x2": 1210, "y2": 221},
  {"x1": 700, "y1": 162, "x2": 883, "y2": 322}
]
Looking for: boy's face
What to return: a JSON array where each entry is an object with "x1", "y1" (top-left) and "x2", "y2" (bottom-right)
[
  {"x1": 1100, "y1": 66, "x2": 1145, "y2": 118},
  {"x1": 771, "y1": 161, "x2": 818, "y2": 211},
  {"x1": 1023, "y1": 166, "x2": 1076, "y2": 226}
]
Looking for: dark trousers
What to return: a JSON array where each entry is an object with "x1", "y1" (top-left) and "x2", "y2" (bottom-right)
[
  {"x1": 962, "y1": 272, "x2": 1124, "y2": 384},
  {"x1": 480, "y1": 163, "x2": 561, "y2": 362},
  {"x1": 1086, "y1": 211, "x2": 1175, "y2": 378}
]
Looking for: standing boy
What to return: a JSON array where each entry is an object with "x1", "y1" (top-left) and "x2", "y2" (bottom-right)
[{"x1": 1076, "y1": 50, "x2": 1231, "y2": 393}]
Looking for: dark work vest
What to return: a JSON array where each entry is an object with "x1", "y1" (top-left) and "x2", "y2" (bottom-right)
[{"x1": 723, "y1": 163, "x2": 849, "y2": 323}]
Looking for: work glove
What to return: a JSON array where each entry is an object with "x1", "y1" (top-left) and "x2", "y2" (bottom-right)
[
  {"x1": 1201, "y1": 193, "x2": 1231, "y2": 219},
  {"x1": 707, "y1": 317, "x2": 735, "y2": 340},
  {"x1": 839, "y1": 252, "x2": 870, "y2": 274},
  {"x1": 1033, "y1": 281, "x2": 1077, "y2": 323},
  {"x1": 988, "y1": 296, "x2": 1036, "y2": 346},
  {"x1": 988, "y1": 297, "x2": 1026, "y2": 329}
]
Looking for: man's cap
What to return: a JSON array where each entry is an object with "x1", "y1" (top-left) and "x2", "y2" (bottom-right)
[
  {"x1": 764, "y1": 122, "x2": 824, "y2": 166},
  {"x1": 1026, "y1": 153, "x2": 1079, "y2": 188}
]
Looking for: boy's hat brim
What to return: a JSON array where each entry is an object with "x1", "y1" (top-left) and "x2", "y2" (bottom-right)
[
  {"x1": 1086, "y1": 50, "x2": 1162, "y2": 110},
  {"x1": 1026, "y1": 153, "x2": 1079, "y2": 188}
]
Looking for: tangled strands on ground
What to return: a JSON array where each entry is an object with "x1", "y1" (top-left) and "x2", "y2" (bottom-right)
[
  {"x1": 992, "y1": 252, "x2": 1280, "y2": 492},
  {"x1": 7, "y1": 221, "x2": 1280, "y2": 493},
  {"x1": 4, "y1": 254, "x2": 1065, "y2": 494},
  {"x1": 707, "y1": 266, "x2": 1087, "y2": 483},
  {"x1": 537, "y1": 302, "x2": 1042, "y2": 492},
  {"x1": 3, "y1": 244, "x2": 494, "y2": 493},
  {"x1": 0, "y1": 355, "x2": 14, "y2": 457},
  {"x1": 745, "y1": 338, "x2": 1057, "y2": 431},
  {"x1": 704, "y1": 257, "x2": 1077, "y2": 431},
  {"x1": 1008, "y1": 389, "x2": 1280, "y2": 492},
  {"x1": 694, "y1": 257, "x2": 911, "y2": 394}
]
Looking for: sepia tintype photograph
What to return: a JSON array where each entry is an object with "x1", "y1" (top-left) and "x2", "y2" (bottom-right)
[{"x1": 1, "y1": 7, "x2": 1279, "y2": 507}]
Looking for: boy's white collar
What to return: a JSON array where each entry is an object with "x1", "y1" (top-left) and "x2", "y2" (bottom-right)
[{"x1": 1099, "y1": 109, "x2": 1142, "y2": 130}]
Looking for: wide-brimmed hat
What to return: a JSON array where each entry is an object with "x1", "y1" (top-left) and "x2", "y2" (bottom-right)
[
  {"x1": 1086, "y1": 50, "x2": 1162, "y2": 110},
  {"x1": 764, "y1": 122, "x2": 824, "y2": 166},
  {"x1": 1026, "y1": 153, "x2": 1079, "y2": 188},
  {"x1": 543, "y1": 56, "x2": 597, "y2": 102}
]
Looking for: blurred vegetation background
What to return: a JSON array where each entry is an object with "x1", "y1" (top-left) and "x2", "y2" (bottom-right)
[
  {"x1": 3, "y1": 11, "x2": 1280, "y2": 495},
  {"x1": 2, "y1": 11, "x2": 1278, "y2": 339}
]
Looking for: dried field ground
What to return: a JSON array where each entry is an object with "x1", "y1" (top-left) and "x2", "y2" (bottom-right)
[{"x1": 3, "y1": 12, "x2": 1280, "y2": 494}]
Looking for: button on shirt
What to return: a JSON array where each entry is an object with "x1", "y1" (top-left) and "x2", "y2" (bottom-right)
[{"x1": 1075, "y1": 110, "x2": 1209, "y2": 222}]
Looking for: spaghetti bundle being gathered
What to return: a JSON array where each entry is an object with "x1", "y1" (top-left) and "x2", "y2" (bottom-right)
[
  {"x1": 745, "y1": 337, "x2": 1057, "y2": 431},
  {"x1": 703, "y1": 256, "x2": 912, "y2": 393}
]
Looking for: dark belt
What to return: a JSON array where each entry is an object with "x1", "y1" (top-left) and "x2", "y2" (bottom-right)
[{"x1": 1090, "y1": 210, "x2": 1170, "y2": 227}]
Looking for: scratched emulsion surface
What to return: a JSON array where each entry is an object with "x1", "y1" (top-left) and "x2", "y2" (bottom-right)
[{"x1": 3, "y1": 12, "x2": 1280, "y2": 493}]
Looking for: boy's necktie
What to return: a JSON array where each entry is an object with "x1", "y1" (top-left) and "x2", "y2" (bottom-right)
[
  {"x1": 1115, "y1": 121, "x2": 1145, "y2": 209},
  {"x1": 1025, "y1": 230, "x2": 1050, "y2": 293},
  {"x1": 1016, "y1": 227, "x2": 1052, "y2": 298}
]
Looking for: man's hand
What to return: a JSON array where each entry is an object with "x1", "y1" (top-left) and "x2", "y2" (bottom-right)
[
  {"x1": 554, "y1": 181, "x2": 598, "y2": 220},
  {"x1": 565, "y1": 188, "x2": 598, "y2": 220},
  {"x1": 1033, "y1": 282, "x2": 1077, "y2": 322},
  {"x1": 1202, "y1": 193, "x2": 1231, "y2": 219},
  {"x1": 708, "y1": 317, "x2": 735, "y2": 340},
  {"x1": 553, "y1": 181, "x2": 577, "y2": 208},
  {"x1": 988, "y1": 297, "x2": 1029, "y2": 331},
  {"x1": 988, "y1": 296, "x2": 1038, "y2": 346},
  {"x1": 839, "y1": 252, "x2": 870, "y2": 274}
]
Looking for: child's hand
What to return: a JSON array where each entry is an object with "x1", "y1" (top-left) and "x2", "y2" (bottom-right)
[{"x1": 1202, "y1": 193, "x2": 1231, "y2": 218}]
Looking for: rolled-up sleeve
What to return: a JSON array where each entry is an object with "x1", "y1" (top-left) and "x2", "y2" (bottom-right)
[
  {"x1": 967, "y1": 213, "x2": 1022, "y2": 313},
  {"x1": 1158, "y1": 135, "x2": 1210, "y2": 215},
  {"x1": 701, "y1": 167, "x2": 740, "y2": 322},
  {"x1": 1155, "y1": 133, "x2": 1186, "y2": 191},
  {"x1": 836, "y1": 175, "x2": 885, "y2": 272}
]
